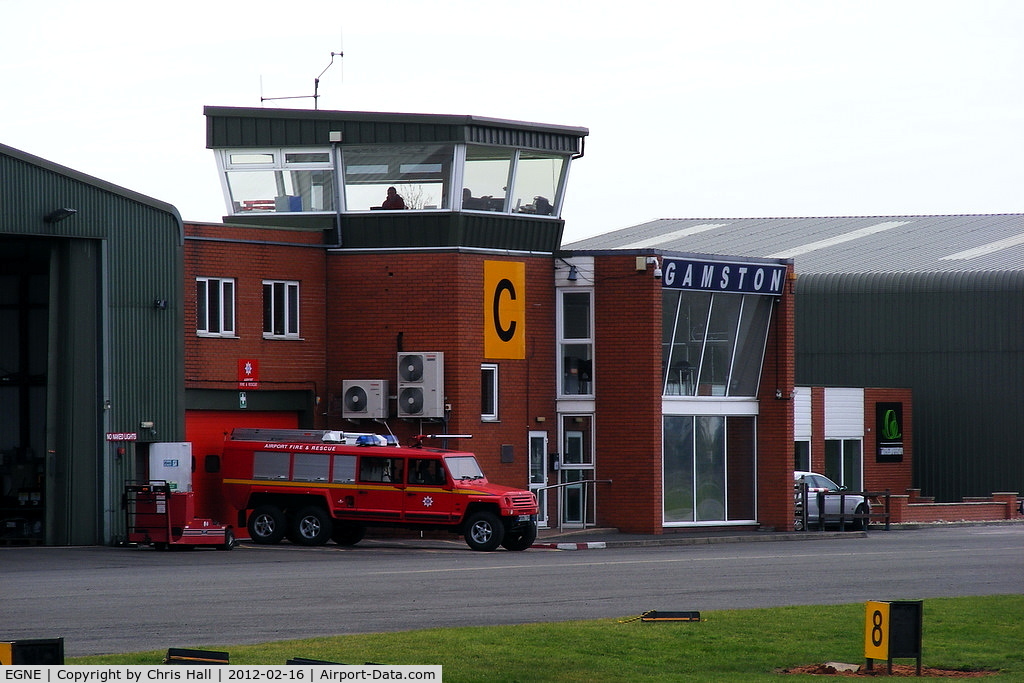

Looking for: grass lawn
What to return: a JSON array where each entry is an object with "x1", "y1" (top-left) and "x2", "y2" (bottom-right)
[{"x1": 69, "y1": 595, "x2": 1024, "y2": 681}]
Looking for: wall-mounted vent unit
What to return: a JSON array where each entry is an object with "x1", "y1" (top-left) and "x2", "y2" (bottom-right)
[
  {"x1": 341, "y1": 380, "x2": 389, "y2": 419},
  {"x1": 396, "y1": 352, "x2": 444, "y2": 418}
]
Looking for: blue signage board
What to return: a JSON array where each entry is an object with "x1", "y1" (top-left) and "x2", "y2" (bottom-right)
[{"x1": 661, "y1": 258, "x2": 786, "y2": 295}]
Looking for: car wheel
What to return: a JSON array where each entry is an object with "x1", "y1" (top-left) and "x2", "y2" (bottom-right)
[
  {"x1": 288, "y1": 506, "x2": 332, "y2": 546},
  {"x1": 248, "y1": 505, "x2": 286, "y2": 544},
  {"x1": 464, "y1": 511, "x2": 505, "y2": 551},
  {"x1": 500, "y1": 522, "x2": 537, "y2": 551},
  {"x1": 331, "y1": 523, "x2": 365, "y2": 546},
  {"x1": 851, "y1": 504, "x2": 869, "y2": 531}
]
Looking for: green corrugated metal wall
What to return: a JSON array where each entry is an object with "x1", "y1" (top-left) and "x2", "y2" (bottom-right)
[
  {"x1": 1, "y1": 143, "x2": 183, "y2": 544},
  {"x1": 795, "y1": 270, "x2": 1024, "y2": 502}
]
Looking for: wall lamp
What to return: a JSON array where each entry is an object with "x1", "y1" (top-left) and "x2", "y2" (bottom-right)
[
  {"x1": 153, "y1": 299, "x2": 168, "y2": 310},
  {"x1": 558, "y1": 257, "x2": 580, "y2": 282},
  {"x1": 647, "y1": 256, "x2": 663, "y2": 279},
  {"x1": 44, "y1": 208, "x2": 78, "y2": 223}
]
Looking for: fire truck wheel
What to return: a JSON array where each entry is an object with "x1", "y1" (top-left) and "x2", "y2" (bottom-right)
[
  {"x1": 248, "y1": 505, "x2": 286, "y2": 544},
  {"x1": 217, "y1": 528, "x2": 235, "y2": 550},
  {"x1": 500, "y1": 522, "x2": 537, "y2": 551},
  {"x1": 331, "y1": 524, "x2": 365, "y2": 546},
  {"x1": 464, "y1": 511, "x2": 505, "y2": 551},
  {"x1": 289, "y1": 506, "x2": 332, "y2": 546}
]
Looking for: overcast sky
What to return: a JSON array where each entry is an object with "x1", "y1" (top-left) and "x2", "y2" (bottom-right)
[{"x1": 3, "y1": 0, "x2": 1022, "y2": 243}]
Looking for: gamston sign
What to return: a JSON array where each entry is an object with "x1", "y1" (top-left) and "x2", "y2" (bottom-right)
[{"x1": 661, "y1": 258, "x2": 786, "y2": 295}]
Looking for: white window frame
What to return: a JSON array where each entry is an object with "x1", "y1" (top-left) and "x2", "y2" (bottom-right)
[
  {"x1": 481, "y1": 363, "x2": 499, "y2": 421},
  {"x1": 263, "y1": 280, "x2": 300, "y2": 339},
  {"x1": 218, "y1": 148, "x2": 335, "y2": 215},
  {"x1": 196, "y1": 277, "x2": 236, "y2": 338},
  {"x1": 557, "y1": 288, "x2": 594, "y2": 397}
]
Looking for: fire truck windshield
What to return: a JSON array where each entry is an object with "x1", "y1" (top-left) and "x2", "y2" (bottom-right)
[{"x1": 444, "y1": 455, "x2": 484, "y2": 480}]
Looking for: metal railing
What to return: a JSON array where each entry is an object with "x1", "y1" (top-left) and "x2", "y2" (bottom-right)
[
  {"x1": 795, "y1": 484, "x2": 891, "y2": 531},
  {"x1": 533, "y1": 478, "x2": 613, "y2": 532}
]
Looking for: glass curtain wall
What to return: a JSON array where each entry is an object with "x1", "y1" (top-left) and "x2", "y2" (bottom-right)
[
  {"x1": 663, "y1": 415, "x2": 757, "y2": 523},
  {"x1": 661, "y1": 288, "x2": 770, "y2": 524},
  {"x1": 661, "y1": 291, "x2": 773, "y2": 397}
]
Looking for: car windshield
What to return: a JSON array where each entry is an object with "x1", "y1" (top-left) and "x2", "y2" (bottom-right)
[
  {"x1": 444, "y1": 455, "x2": 484, "y2": 480},
  {"x1": 803, "y1": 474, "x2": 840, "y2": 490}
]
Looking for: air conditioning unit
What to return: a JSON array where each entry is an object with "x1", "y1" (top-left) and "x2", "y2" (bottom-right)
[
  {"x1": 396, "y1": 352, "x2": 445, "y2": 418},
  {"x1": 341, "y1": 380, "x2": 389, "y2": 419}
]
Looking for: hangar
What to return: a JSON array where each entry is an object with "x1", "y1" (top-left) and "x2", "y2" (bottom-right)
[{"x1": 0, "y1": 142, "x2": 183, "y2": 545}]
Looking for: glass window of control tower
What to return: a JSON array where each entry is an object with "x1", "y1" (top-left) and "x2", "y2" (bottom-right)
[
  {"x1": 462, "y1": 146, "x2": 514, "y2": 212},
  {"x1": 223, "y1": 150, "x2": 336, "y2": 214},
  {"x1": 343, "y1": 144, "x2": 455, "y2": 211},
  {"x1": 510, "y1": 150, "x2": 565, "y2": 216},
  {"x1": 219, "y1": 143, "x2": 571, "y2": 216}
]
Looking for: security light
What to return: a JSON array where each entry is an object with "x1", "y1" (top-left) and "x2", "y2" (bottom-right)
[{"x1": 43, "y1": 208, "x2": 77, "y2": 223}]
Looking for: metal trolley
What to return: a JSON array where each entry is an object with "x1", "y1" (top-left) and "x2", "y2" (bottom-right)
[{"x1": 124, "y1": 480, "x2": 234, "y2": 550}]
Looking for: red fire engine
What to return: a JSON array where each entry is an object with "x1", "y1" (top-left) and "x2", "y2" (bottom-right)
[{"x1": 220, "y1": 428, "x2": 539, "y2": 551}]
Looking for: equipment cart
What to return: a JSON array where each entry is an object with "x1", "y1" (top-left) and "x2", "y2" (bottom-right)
[{"x1": 124, "y1": 481, "x2": 234, "y2": 550}]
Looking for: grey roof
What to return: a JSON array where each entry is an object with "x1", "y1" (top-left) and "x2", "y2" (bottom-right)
[{"x1": 563, "y1": 214, "x2": 1024, "y2": 274}]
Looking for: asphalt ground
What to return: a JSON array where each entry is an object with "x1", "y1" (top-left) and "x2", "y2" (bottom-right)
[{"x1": 531, "y1": 518, "x2": 1024, "y2": 549}]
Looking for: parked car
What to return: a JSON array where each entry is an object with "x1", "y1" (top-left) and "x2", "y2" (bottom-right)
[{"x1": 794, "y1": 471, "x2": 870, "y2": 531}]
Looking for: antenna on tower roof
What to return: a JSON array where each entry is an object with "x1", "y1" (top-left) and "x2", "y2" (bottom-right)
[{"x1": 260, "y1": 50, "x2": 344, "y2": 110}]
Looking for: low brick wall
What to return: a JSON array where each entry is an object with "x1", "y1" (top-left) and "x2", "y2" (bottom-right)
[{"x1": 886, "y1": 491, "x2": 1021, "y2": 523}]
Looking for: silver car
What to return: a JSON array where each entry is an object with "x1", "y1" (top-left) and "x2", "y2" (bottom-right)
[{"x1": 794, "y1": 471, "x2": 870, "y2": 531}]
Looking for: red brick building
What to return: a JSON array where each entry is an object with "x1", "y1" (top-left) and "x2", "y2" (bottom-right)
[{"x1": 182, "y1": 106, "x2": 803, "y2": 537}]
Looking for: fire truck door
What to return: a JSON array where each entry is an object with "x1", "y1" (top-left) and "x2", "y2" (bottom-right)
[
  {"x1": 353, "y1": 456, "x2": 405, "y2": 521},
  {"x1": 404, "y1": 458, "x2": 459, "y2": 523}
]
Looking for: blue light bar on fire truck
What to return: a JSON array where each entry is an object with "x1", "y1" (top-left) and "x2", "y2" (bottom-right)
[{"x1": 355, "y1": 434, "x2": 398, "y2": 447}]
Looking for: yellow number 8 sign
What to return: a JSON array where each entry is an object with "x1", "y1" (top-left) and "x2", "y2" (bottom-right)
[{"x1": 864, "y1": 600, "x2": 890, "y2": 659}]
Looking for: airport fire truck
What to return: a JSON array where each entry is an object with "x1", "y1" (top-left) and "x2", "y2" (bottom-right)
[{"x1": 220, "y1": 428, "x2": 539, "y2": 551}]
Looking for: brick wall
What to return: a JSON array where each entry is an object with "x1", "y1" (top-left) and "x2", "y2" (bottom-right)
[
  {"x1": 588, "y1": 258, "x2": 798, "y2": 533},
  {"x1": 863, "y1": 387, "x2": 913, "y2": 497},
  {"x1": 755, "y1": 265, "x2": 797, "y2": 530},
  {"x1": 326, "y1": 250, "x2": 555, "y2": 486},
  {"x1": 805, "y1": 387, "x2": 913, "y2": 507},
  {"x1": 184, "y1": 223, "x2": 328, "y2": 398},
  {"x1": 183, "y1": 223, "x2": 806, "y2": 533},
  {"x1": 593, "y1": 256, "x2": 663, "y2": 533},
  {"x1": 888, "y1": 493, "x2": 1019, "y2": 523}
]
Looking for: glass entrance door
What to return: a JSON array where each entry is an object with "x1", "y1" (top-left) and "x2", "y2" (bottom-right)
[
  {"x1": 528, "y1": 431, "x2": 548, "y2": 527},
  {"x1": 559, "y1": 415, "x2": 594, "y2": 527}
]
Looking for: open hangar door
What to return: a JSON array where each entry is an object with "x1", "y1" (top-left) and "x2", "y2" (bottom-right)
[{"x1": 185, "y1": 411, "x2": 298, "y2": 535}]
